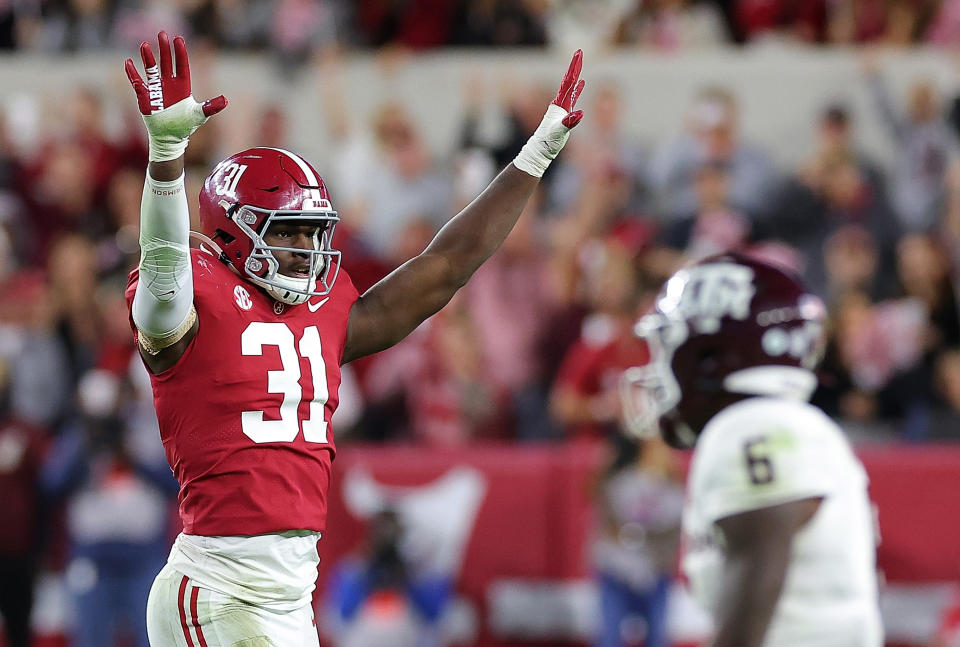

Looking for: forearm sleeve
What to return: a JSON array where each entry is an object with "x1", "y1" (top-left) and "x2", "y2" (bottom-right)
[{"x1": 132, "y1": 172, "x2": 195, "y2": 344}]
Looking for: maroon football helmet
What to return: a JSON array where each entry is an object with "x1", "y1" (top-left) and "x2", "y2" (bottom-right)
[
  {"x1": 197, "y1": 147, "x2": 340, "y2": 305},
  {"x1": 621, "y1": 253, "x2": 827, "y2": 449}
]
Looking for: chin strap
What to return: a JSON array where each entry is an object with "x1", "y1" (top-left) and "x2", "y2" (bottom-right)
[
  {"x1": 190, "y1": 230, "x2": 242, "y2": 275},
  {"x1": 192, "y1": 231, "x2": 313, "y2": 306}
]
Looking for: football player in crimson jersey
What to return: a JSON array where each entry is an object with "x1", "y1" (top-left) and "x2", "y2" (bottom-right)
[
  {"x1": 123, "y1": 32, "x2": 585, "y2": 647},
  {"x1": 621, "y1": 253, "x2": 883, "y2": 647}
]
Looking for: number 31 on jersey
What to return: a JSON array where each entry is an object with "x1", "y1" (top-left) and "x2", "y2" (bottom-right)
[{"x1": 241, "y1": 322, "x2": 329, "y2": 444}]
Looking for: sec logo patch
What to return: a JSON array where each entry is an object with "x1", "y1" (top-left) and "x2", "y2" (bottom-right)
[{"x1": 234, "y1": 285, "x2": 253, "y2": 311}]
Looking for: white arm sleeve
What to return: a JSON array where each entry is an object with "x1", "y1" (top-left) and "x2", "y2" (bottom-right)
[{"x1": 132, "y1": 172, "x2": 195, "y2": 343}]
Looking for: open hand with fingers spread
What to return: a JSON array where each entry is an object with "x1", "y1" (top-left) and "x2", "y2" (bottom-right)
[
  {"x1": 513, "y1": 49, "x2": 586, "y2": 178},
  {"x1": 124, "y1": 31, "x2": 227, "y2": 162}
]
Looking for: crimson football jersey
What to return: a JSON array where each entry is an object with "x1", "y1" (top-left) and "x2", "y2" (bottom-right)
[{"x1": 126, "y1": 249, "x2": 359, "y2": 536}]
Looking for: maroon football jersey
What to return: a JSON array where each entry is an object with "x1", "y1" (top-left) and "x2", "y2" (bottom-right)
[{"x1": 126, "y1": 249, "x2": 359, "y2": 536}]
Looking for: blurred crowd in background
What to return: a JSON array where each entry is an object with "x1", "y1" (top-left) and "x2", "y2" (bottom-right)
[
  {"x1": 8, "y1": 0, "x2": 960, "y2": 53},
  {"x1": 3, "y1": 1, "x2": 960, "y2": 646},
  {"x1": 4, "y1": 43, "x2": 960, "y2": 448}
]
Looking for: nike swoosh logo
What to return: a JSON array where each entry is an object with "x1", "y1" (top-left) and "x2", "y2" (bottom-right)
[{"x1": 307, "y1": 297, "x2": 330, "y2": 312}]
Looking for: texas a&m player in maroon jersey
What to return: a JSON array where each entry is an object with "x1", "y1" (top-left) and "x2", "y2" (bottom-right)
[{"x1": 123, "y1": 32, "x2": 585, "y2": 646}]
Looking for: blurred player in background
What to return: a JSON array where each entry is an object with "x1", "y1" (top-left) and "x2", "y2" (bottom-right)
[
  {"x1": 621, "y1": 253, "x2": 882, "y2": 647},
  {"x1": 591, "y1": 434, "x2": 683, "y2": 647},
  {"x1": 123, "y1": 31, "x2": 584, "y2": 647}
]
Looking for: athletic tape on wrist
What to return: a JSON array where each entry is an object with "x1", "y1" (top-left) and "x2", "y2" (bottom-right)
[
  {"x1": 141, "y1": 96, "x2": 208, "y2": 162},
  {"x1": 512, "y1": 104, "x2": 571, "y2": 178}
]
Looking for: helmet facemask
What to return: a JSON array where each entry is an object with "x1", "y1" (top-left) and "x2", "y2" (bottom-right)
[
  {"x1": 620, "y1": 312, "x2": 688, "y2": 441},
  {"x1": 233, "y1": 205, "x2": 341, "y2": 305}
]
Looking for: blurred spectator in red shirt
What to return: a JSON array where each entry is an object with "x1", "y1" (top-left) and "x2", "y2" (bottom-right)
[
  {"x1": 465, "y1": 196, "x2": 566, "y2": 440},
  {"x1": 0, "y1": 355, "x2": 49, "y2": 647},
  {"x1": 550, "y1": 239, "x2": 652, "y2": 440},
  {"x1": 931, "y1": 585, "x2": 960, "y2": 647},
  {"x1": 18, "y1": 86, "x2": 120, "y2": 264},
  {"x1": 828, "y1": 0, "x2": 888, "y2": 43},
  {"x1": 734, "y1": 0, "x2": 828, "y2": 43},
  {"x1": 256, "y1": 102, "x2": 291, "y2": 150},
  {"x1": 78, "y1": 84, "x2": 119, "y2": 166},
  {"x1": 356, "y1": 0, "x2": 455, "y2": 48},
  {"x1": 360, "y1": 200, "x2": 507, "y2": 443},
  {"x1": 364, "y1": 294, "x2": 507, "y2": 445},
  {"x1": 828, "y1": 0, "x2": 935, "y2": 45},
  {"x1": 18, "y1": 141, "x2": 102, "y2": 265}
]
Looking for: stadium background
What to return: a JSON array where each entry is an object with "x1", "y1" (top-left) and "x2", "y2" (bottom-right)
[{"x1": 3, "y1": 1, "x2": 960, "y2": 646}]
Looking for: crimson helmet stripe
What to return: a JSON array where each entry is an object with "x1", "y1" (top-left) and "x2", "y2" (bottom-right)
[{"x1": 259, "y1": 147, "x2": 324, "y2": 205}]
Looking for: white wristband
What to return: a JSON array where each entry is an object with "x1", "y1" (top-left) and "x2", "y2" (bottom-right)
[{"x1": 512, "y1": 104, "x2": 572, "y2": 178}]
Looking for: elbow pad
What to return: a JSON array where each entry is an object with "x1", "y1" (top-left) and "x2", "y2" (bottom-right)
[{"x1": 133, "y1": 173, "x2": 194, "y2": 340}]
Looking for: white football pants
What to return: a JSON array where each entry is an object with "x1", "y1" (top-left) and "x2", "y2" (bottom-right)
[{"x1": 146, "y1": 564, "x2": 320, "y2": 647}]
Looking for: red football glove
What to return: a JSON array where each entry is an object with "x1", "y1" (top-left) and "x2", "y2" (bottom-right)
[
  {"x1": 513, "y1": 49, "x2": 586, "y2": 178},
  {"x1": 124, "y1": 31, "x2": 227, "y2": 162},
  {"x1": 553, "y1": 48, "x2": 586, "y2": 129}
]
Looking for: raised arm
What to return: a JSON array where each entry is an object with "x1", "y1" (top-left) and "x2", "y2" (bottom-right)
[
  {"x1": 861, "y1": 52, "x2": 905, "y2": 143},
  {"x1": 710, "y1": 497, "x2": 822, "y2": 647},
  {"x1": 342, "y1": 51, "x2": 585, "y2": 364},
  {"x1": 124, "y1": 31, "x2": 226, "y2": 374}
]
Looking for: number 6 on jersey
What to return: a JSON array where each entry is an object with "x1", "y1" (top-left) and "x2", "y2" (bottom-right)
[{"x1": 241, "y1": 322, "x2": 329, "y2": 444}]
